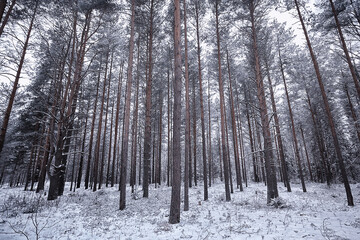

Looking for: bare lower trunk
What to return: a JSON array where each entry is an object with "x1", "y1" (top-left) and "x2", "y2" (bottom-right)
[
  {"x1": 249, "y1": 1, "x2": 278, "y2": 203},
  {"x1": 119, "y1": 0, "x2": 135, "y2": 210},
  {"x1": 215, "y1": 0, "x2": 230, "y2": 201},
  {"x1": 169, "y1": 0, "x2": 182, "y2": 224}
]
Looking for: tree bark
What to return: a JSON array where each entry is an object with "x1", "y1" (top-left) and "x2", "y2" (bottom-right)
[
  {"x1": 183, "y1": 0, "x2": 190, "y2": 211},
  {"x1": 111, "y1": 62, "x2": 124, "y2": 187},
  {"x1": 249, "y1": 1, "x2": 278, "y2": 203},
  {"x1": 215, "y1": 0, "x2": 230, "y2": 202},
  {"x1": 265, "y1": 62, "x2": 291, "y2": 192},
  {"x1": 169, "y1": 0, "x2": 182, "y2": 224},
  {"x1": 119, "y1": 0, "x2": 136, "y2": 210},
  {"x1": 143, "y1": 0, "x2": 154, "y2": 198},
  {"x1": 194, "y1": 0, "x2": 208, "y2": 201}
]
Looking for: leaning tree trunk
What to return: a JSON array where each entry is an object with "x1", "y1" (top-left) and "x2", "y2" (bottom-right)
[
  {"x1": 0, "y1": 0, "x2": 37, "y2": 155},
  {"x1": 169, "y1": 0, "x2": 182, "y2": 224},
  {"x1": 295, "y1": 0, "x2": 353, "y2": 206},
  {"x1": 0, "y1": 0, "x2": 15, "y2": 38},
  {"x1": 329, "y1": 0, "x2": 360, "y2": 98}
]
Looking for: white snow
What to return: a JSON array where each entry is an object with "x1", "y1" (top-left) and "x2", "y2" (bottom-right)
[{"x1": 0, "y1": 182, "x2": 359, "y2": 239}]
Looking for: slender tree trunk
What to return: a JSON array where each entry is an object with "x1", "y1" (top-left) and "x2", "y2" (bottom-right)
[
  {"x1": 119, "y1": 0, "x2": 136, "y2": 210},
  {"x1": 295, "y1": 0, "x2": 353, "y2": 206},
  {"x1": 85, "y1": 64, "x2": 101, "y2": 189},
  {"x1": 167, "y1": 68, "x2": 171, "y2": 187},
  {"x1": 77, "y1": 102, "x2": 90, "y2": 188},
  {"x1": 157, "y1": 94, "x2": 163, "y2": 186},
  {"x1": 306, "y1": 90, "x2": 331, "y2": 185},
  {"x1": 0, "y1": 0, "x2": 15, "y2": 38},
  {"x1": 215, "y1": 0, "x2": 230, "y2": 201},
  {"x1": 0, "y1": 0, "x2": 7, "y2": 23},
  {"x1": 300, "y1": 125, "x2": 313, "y2": 181},
  {"x1": 249, "y1": 1, "x2": 278, "y2": 203},
  {"x1": 265, "y1": 62, "x2": 291, "y2": 192},
  {"x1": 223, "y1": 103, "x2": 234, "y2": 193},
  {"x1": 192, "y1": 77, "x2": 197, "y2": 187},
  {"x1": 93, "y1": 52, "x2": 110, "y2": 192},
  {"x1": 344, "y1": 84, "x2": 360, "y2": 142},
  {"x1": 143, "y1": 0, "x2": 154, "y2": 198},
  {"x1": 245, "y1": 89, "x2": 258, "y2": 183},
  {"x1": 226, "y1": 50, "x2": 243, "y2": 191},
  {"x1": 99, "y1": 55, "x2": 113, "y2": 190},
  {"x1": 24, "y1": 145, "x2": 35, "y2": 191},
  {"x1": 106, "y1": 100, "x2": 114, "y2": 187},
  {"x1": 194, "y1": 0, "x2": 208, "y2": 200},
  {"x1": 279, "y1": 50, "x2": 306, "y2": 192},
  {"x1": 0, "y1": 0, "x2": 38, "y2": 155},
  {"x1": 169, "y1": 0, "x2": 182, "y2": 224},
  {"x1": 183, "y1": 0, "x2": 191, "y2": 211},
  {"x1": 207, "y1": 81, "x2": 213, "y2": 186},
  {"x1": 130, "y1": 38, "x2": 141, "y2": 193},
  {"x1": 111, "y1": 63, "x2": 124, "y2": 187},
  {"x1": 329, "y1": 0, "x2": 360, "y2": 98}
]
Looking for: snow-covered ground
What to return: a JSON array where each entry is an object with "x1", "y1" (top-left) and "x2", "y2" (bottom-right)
[{"x1": 0, "y1": 181, "x2": 359, "y2": 239}]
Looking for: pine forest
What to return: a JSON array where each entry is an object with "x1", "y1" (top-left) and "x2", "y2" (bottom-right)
[{"x1": 0, "y1": 0, "x2": 359, "y2": 239}]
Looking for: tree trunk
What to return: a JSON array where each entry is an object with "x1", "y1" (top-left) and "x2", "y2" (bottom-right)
[
  {"x1": 93, "y1": 52, "x2": 110, "y2": 192},
  {"x1": 0, "y1": 0, "x2": 15, "y2": 38},
  {"x1": 169, "y1": 0, "x2": 182, "y2": 224},
  {"x1": 306, "y1": 90, "x2": 331, "y2": 185},
  {"x1": 77, "y1": 101, "x2": 90, "y2": 188},
  {"x1": 245, "y1": 89, "x2": 258, "y2": 183},
  {"x1": 194, "y1": 0, "x2": 208, "y2": 200},
  {"x1": 143, "y1": 0, "x2": 154, "y2": 198},
  {"x1": 111, "y1": 62, "x2": 124, "y2": 187},
  {"x1": 226, "y1": 50, "x2": 243, "y2": 191},
  {"x1": 130, "y1": 38, "x2": 141, "y2": 193},
  {"x1": 295, "y1": 0, "x2": 353, "y2": 206},
  {"x1": 329, "y1": 0, "x2": 360, "y2": 98},
  {"x1": 0, "y1": 0, "x2": 7, "y2": 23},
  {"x1": 119, "y1": 0, "x2": 136, "y2": 210},
  {"x1": 344, "y1": 84, "x2": 360, "y2": 142},
  {"x1": 183, "y1": 0, "x2": 190, "y2": 211},
  {"x1": 249, "y1": 1, "x2": 278, "y2": 203},
  {"x1": 215, "y1": 0, "x2": 230, "y2": 202},
  {"x1": 300, "y1": 125, "x2": 313, "y2": 181},
  {"x1": 167, "y1": 68, "x2": 171, "y2": 187},
  {"x1": 207, "y1": 81, "x2": 213, "y2": 187},
  {"x1": 99, "y1": 55, "x2": 113, "y2": 190},
  {"x1": 192, "y1": 75, "x2": 198, "y2": 187},
  {"x1": 0, "y1": 0, "x2": 37, "y2": 155},
  {"x1": 265, "y1": 62, "x2": 291, "y2": 192},
  {"x1": 85, "y1": 63, "x2": 102, "y2": 189},
  {"x1": 279, "y1": 50, "x2": 306, "y2": 192}
]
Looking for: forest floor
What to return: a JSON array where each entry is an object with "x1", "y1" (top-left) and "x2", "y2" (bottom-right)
[{"x1": 0, "y1": 181, "x2": 359, "y2": 239}]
